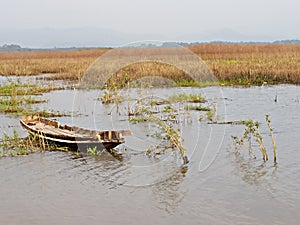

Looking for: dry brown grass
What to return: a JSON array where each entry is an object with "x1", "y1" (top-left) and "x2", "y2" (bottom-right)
[
  {"x1": 189, "y1": 44, "x2": 300, "y2": 84},
  {"x1": 1, "y1": 44, "x2": 300, "y2": 85},
  {"x1": 0, "y1": 49, "x2": 107, "y2": 80}
]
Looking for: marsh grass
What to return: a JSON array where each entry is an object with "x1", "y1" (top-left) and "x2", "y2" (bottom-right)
[
  {"x1": 0, "y1": 81, "x2": 68, "y2": 116},
  {"x1": 130, "y1": 113, "x2": 189, "y2": 164},
  {"x1": 0, "y1": 80, "x2": 58, "y2": 96},
  {"x1": 231, "y1": 119, "x2": 272, "y2": 161},
  {"x1": 184, "y1": 105, "x2": 210, "y2": 111},
  {"x1": 190, "y1": 44, "x2": 300, "y2": 85},
  {"x1": 99, "y1": 89, "x2": 124, "y2": 104},
  {"x1": 0, "y1": 49, "x2": 108, "y2": 79},
  {"x1": 149, "y1": 93, "x2": 206, "y2": 106},
  {"x1": 1, "y1": 44, "x2": 299, "y2": 85},
  {"x1": 199, "y1": 104, "x2": 217, "y2": 122},
  {"x1": 127, "y1": 93, "x2": 191, "y2": 164},
  {"x1": 0, "y1": 131, "x2": 119, "y2": 159},
  {"x1": 168, "y1": 93, "x2": 206, "y2": 103},
  {"x1": 0, "y1": 130, "x2": 68, "y2": 157}
]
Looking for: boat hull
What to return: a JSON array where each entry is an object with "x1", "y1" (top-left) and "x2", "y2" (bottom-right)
[{"x1": 20, "y1": 115, "x2": 130, "y2": 151}]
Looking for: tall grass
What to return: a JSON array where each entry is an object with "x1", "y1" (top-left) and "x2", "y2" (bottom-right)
[
  {"x1": 0, "y1": 44, "x2": 300, "y2": 85},
  {"x1": 0, "y1": 49, "x2": 107, "y2": 80},
  {"x1": 189, "y1": 44, "x2": 300, "y2": 85}
]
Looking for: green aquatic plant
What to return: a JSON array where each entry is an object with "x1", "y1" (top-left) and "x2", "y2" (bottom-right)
[
  {"x1": 0, "y1": 131, "x2": 34, "y2": 157},
  {"x1": 133, "y1": 114, "x2": 188, "y2": 164},
  {"x1": 199, "y1": 104, "x2": 217, "y2": 122},
  {"x1": 99, "y1": 89, "x2": 124, "y2": 104},
  {"x1": 231, "y1": 119, "x2": 268, "y2": 161},
  {"x1": 0, "y1": 81, "x2": 66, "y2": 116},
  {"x1": 0, "y1": 80, "x2": 58, "y2": 96},
  {"x1": 175, "y1": 80, "x2": 219, "y2": 87},
  {"x1": 184, "y1": 105, "x2": 210, "y2": 111},
  {"x1": 87, "y1": 146, "x2": 98, "y2": 155},
  {"x1": 168, "y1": 93, "x2": 206, "y2": 103},
  {"x1": 0, "y1": 130, "x2": 71, "y2": 157},
  {"x1": 129, "y1": 102, "x2": 189, "y2": 164}
]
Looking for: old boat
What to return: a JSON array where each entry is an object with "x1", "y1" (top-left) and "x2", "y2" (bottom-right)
[{"x1": 20, "y1": 115, "x2": 131, "y2": 151}]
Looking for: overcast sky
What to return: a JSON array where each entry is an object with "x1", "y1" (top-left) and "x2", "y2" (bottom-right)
[{"x1": 0, "y1": 0, "x2": 299, "y2": 46}]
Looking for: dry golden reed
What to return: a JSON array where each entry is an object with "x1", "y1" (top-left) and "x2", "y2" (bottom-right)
[{"x1": 0, "y1": 44, "x2": 300, "y2": 85}]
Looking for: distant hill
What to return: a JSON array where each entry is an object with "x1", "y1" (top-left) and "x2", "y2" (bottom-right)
[
  {"x1": 272, "y1": 40, "x2": 300, "y2": 44},
  {"x1": 1, "y1": 27, "x2": 299, "y2": 49},
  {"x1": 0, "y1": 44, "x2": 108, "y2": 53},
  {"x1": 1, "y1": 40, "x2": 300, "y2": 53},
  {"x1": 178, "y1": 40, "x2": 300, "y2": 46},
  {"x1": 0, "y1": 27, "x2": 165, "y2": 49}
]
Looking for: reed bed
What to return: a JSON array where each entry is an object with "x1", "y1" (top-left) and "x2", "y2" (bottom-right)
[
  {"x1": 0, "y1": 44, "x2": 299, "y2": 85},
  {"x1": 0, "y1": 49, "x2": 107, "y2": 80},
  {"x1": 190, "y1": 44, "x2": 300, "y2": 85}
]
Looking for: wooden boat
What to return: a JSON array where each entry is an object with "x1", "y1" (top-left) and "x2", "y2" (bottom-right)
[{"x1": 20, "y1": 115, "x2": 131, "y2": 151}]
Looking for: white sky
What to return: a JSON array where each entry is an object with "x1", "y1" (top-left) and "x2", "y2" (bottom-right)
[{"x1": 0, "y1": 0, "x2": 299, "y2": 39}]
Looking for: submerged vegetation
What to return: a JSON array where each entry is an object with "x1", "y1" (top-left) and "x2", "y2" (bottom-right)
[
  {"x1": 0, "y1": 80, "x2": 57, "y2": 96},
  {"x1": 0, "y1": 130, "x2": 68, "y2": 157},
  {"x1": 167, "y1": 93, "x2": 206, "y2": 103},
  {"x1": 184, "y1": 105, "x2": 210, "y2": 111},
  {"x1": 0, "y1": 81, "x2": 67, "y2": 116},
  {"x1": 100, "y1": 89, "x2": 124, "y2": 104},
  {"x1": 231, "y1": 116, "x2": 277, "y2": 163},
  {"x1": 0, "y1": 131, "x2": 119, "y2": 159},
  {"x1": 129, "y1": 104, "x2": 189, "y2": 164}
]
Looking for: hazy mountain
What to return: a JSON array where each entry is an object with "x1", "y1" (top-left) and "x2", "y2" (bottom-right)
[
  {"x1": 0, "y1": 27, "x2": 166, "y2": 48},
  {"x1": 176, "y1": 28, "x2": 274, "y2": 42},
  {"x1": 0, "y1": 27, "x2": 298, "y2": 48}
]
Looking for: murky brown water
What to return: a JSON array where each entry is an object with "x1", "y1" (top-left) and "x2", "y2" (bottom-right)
[{"x1": 1, "y1": 84, "x2": 300, "y2": 225}]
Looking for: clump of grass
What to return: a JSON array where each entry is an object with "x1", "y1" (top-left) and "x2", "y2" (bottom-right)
[
  {"x1": 232, "y1": 119, "x2": 268, "y2": 161},
  {"x1": 175, "y1": 80, "x2": 219, "y2": 87},
  {"x1": 99, "y1": 89, "x2": 124, "y2": 104},
  {"x1": 86, "y1": 146, "x2": 122, "y2": 160},
  {"x1": 208, "y1": 120, "x2": 255, "y2": 125},
  {"x1": 184, "y1": 104, "x2": 210, "y2": 111},
  {"x1": 33, "y1": 110, "x2": 71, "y2": 118},
  {"x1": 87, "y1": 146, "x2": 100, "y2": 155},
  {"x1": 0, "y1": 96, "x2": 69, "y2": 116},
  {"x1": 168, "y1": 93, "x2": 206, "y2": 103},
  {"x1": 0, "y1": 131, "x2": 122, "y2": 159},
  {"x1": 199, "y1": 104, "x2": 217, "y2": 122},
  {"x1": 0, "y1": 81, "x2": 68, "y2": 116},
  {"x1": 131, "y1": 114, "x2": 188, "y2": 164},
  {"x1": 154, "y1": 116, "x2": 189, "y2": 164},
  {"x1": 129, "y1": 100, "x2": 189, "y2": 164},
  {"x1": 0, "y1": 130, "x2": 67, "y2": 157},
  {"x1": 0, "y1": 80, "x2": 58, "y2": 96}
]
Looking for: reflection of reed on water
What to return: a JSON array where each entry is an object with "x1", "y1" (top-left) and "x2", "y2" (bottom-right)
[
  {"x1": 232, "y1": 152, "x2": 278, "y2": 191},
  {"x1": 152, "y1": 166, "x2": 188, "y2": 214}
]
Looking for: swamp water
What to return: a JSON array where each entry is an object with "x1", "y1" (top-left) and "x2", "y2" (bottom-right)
[{"x1": 0, "y1": 84, "x2": 299, "y2": 225}]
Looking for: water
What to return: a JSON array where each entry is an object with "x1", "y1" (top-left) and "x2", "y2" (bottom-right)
[{"x1": 0, "y1": 85, "x2": 299, "y2": 225}]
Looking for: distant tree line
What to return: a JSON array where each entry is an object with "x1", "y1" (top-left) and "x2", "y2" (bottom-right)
[
  {"x1": 0, "y1": 44, "x2": 23, "y2": 52},
  {"x1": 1, "y1": 40, "x2": 300, "y2": 52}
]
